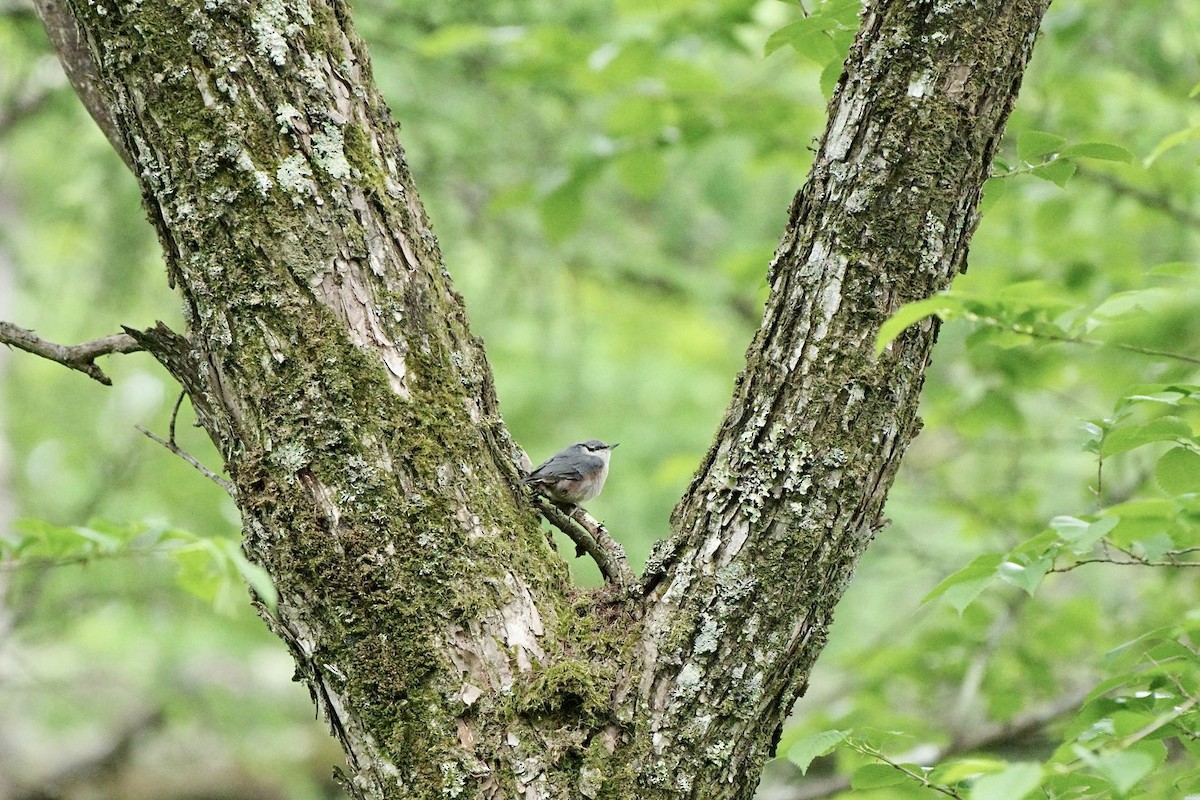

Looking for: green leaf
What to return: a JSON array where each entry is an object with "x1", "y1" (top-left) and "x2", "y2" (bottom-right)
[
  {"x1": 1155, "y1": 447, "x2": 1200, "y2": 495},
  {"x1": 1060, "y1": 142, "x2": 1135, "y2": 163},
  {"x1": 1031, "y1": 157, "x2": 1077, "y2": 187},
  {"x1": 1148, "y1": 261, "x2": 1200, "y2": 278},
  {"x1": 1100, "y1": 416, "x2": 1193, "y2": 457},
  {"x1": 850, "y1": 763, "x2": 909, "y2": 789},
  {"x1": 875, "y1": 294, "x2": 961, "y2": 355},
  {"x1": 969, "y1": 762, "x2": 1042, "y2": 800},
  {"x1": 929, "y1": 757, "x2": 1007, "y2": 784},
  {"x1": 922, "y1": 553, "x2": 1004, "y2": 612},
  {"x1": 1091, "y1": 288, "x2": 1177, "y2": 320},
  {"x1": 784, "y1": 729, "x2": 848, "y2": 774},
  {"x1": 764, "y1": 18, "x2": 838, "y2": 61},
  {"x1": 820, "y1": 0, "x2": 864, "y2": 24},
  {"x1": 1147, "y1": 124, "x2": 1200, "y2": 165},
  {"x1": 1121, "y1": 384, "x2": 1200, "y2": 407},
  {"x1": 980, "y1": 175, "x2": 1008, "y2": 209},
  {"x1": 819, "y1": 58, "x2": 844, "y2": 98},
  {"x1": 1048, "y1": 515, "x2": 1086, "y2": 540},
  {"x1": 1049, "y1": 515, "x2": 1118, "y2": 552},
  {"x1": 1017, "y1": 130, "x2": 1067, "y2": 161},
  {"x1": 170, "y1": 542, "x2": 222, "y2": 605},
  {"x1": 218, "y1": 539, "x2": 278, "y2": 612},
  {"x1": 1094, "y1": 750, "x2": 1155, "y2": 795},
  {"x1": 997, "y1": 558, "x2": 1051, "y2": 596}
]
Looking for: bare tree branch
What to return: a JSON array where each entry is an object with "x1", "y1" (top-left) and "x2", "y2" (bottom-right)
[
  {"x1": 534, "y1": 496, "x2": 635, "y2": 589},
  {"x1": 134, "y1": 394, "x2": 235, "y2": 496},
  {"x1": 1050, "y1": 551, "x2": 1200, "y2": 572},
  {"x1": 0, "y1": 321, "x2": 142, "y2": 384}
]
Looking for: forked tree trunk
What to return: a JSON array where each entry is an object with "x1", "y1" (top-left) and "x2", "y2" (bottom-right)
[{"x1": 36, "y1": 0, "x2": 1050, "y2": 797}]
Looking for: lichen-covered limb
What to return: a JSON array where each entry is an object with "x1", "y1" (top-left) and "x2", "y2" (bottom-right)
[
  {"x1": 614, "y1": 2, "x2": 1053, "y2": 796},
  {"x1": 0, "y1": 321, "x2": 142, "y2": 385},
  {"x1": 534, "y1": 496, "x2": 635, "y2": 589},
  {"x1": 48, "y1": 0, "x2": 588, "y2": 795}
]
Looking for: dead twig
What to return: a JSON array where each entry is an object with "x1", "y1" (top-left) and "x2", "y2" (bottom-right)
[
  {"x1": 0, "y1": 320, "x2": 142, "y2": 385},
  {"x1": 136, "y1": 393, "x2": 234, "y2": 496}
]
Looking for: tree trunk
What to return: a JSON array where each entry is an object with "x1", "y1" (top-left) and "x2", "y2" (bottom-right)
[{"x1": 40, "y1": 0, "x2": 1050, "y2": 797}]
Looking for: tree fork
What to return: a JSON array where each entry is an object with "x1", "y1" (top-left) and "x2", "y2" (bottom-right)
[{"x1": 34, "y1": 0, "x2": 1051, "y2": 798}]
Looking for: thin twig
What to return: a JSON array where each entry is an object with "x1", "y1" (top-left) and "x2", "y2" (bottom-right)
[
  {"x1": 0, "y1": 547, "x2": 158, "y2": 572},
  {"x1": 962, "y1": 312, "x2": 1200, "y2": 366},
  {"x1": 1049, "y1": 552, "x2": 1200, "y2": 572},
  {"x1": 533, "y1": 496, "x2": 635, "y2": 589},
  {"x1": 136, "y1": 424, "x2": 235, "y2": 496},
  {"x1": 847, "y1": 744, "x2": 964, "y2": 800},
  {"x1": 0, "y1": 321, "x2": 143, "y2": 385},
  {"x1": 168, "y1": 390, "x2": 186, "y2": 443}
]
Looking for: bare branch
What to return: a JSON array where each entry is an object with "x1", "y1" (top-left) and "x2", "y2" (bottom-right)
[
  {"x1": 135, "y1": 423, "x2": 235, "y2": 496},
  {"x1": 1050, "y1": 551, "x2": 1200, "y2": 572},
  {"x1": 0, "y1": 321, "x2": 143, "y2": 385},
  {"x1": 534, "y1": 496, "x2": 635, "y2": 589}
]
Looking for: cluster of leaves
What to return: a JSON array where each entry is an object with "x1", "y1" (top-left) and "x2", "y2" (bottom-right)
[{"x1": 2, "y1": 518, "x2": 276, "y2": 614}]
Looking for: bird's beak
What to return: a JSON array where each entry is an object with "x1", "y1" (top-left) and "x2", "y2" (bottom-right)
[{"x1": 610, "y1": 443, "x2": 620, "y2": 449}]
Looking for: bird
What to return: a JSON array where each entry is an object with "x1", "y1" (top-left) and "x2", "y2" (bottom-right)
[{"x1": 522, "y1": 439, "x2": 618, "y2": 512}]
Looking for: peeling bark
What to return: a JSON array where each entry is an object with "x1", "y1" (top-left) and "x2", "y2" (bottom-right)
[{"x1": 37, "y1": 0, "x2": 1050, "y2": 798}]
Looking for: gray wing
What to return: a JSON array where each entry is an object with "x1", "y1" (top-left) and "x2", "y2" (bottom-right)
[{"x1": 524, "y1": 452, "x2": 599, "y2": 482}]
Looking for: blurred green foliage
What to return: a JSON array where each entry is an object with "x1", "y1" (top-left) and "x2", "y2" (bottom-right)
[{"x1": 1, "y1": 0, "x2": 1199, "y2": 797}]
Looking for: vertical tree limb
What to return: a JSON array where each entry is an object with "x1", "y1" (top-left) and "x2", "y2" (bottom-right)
[{"x1": 614, "y1": 4, "x2": 1052, "y2": 796}]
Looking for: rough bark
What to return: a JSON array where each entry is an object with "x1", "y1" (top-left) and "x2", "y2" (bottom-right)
[
  {"x1": 36, "y1": 0, "x2": 1049, "y2": 798},
  {"x1": 617, "y1": 5, "x2": 1050, "y2": 795}
]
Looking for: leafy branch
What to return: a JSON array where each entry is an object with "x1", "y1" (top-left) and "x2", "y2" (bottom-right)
[
  {"x1": 958, "y1": 312, "x2": 1200, "y2": 366},
  {"x1": 1, "y1": 519, "x2": 275, "y2": 614},
  {"x1": 842, "y1": 740, "x2": 965, "y2": 799},
  {"x1": 875, "y1": 290, "x2": 1200, "y2": 367}
]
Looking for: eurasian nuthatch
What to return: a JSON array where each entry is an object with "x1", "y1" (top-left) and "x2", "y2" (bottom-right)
[{"x1": 522, "y1": 440, "x2": 617, "y2": 510}]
